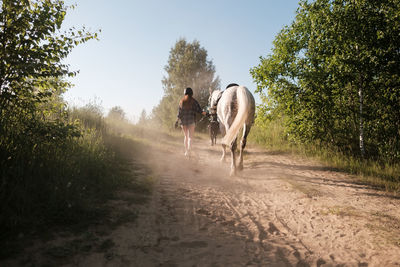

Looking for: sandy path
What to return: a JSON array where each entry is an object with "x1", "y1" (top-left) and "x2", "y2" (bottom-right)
[
  {"x1": 123, "y1": 137, "x2": 400, "y2": 267},
  {"x1": 3, "y1": 134, "x2": 400, "y2": 266}
]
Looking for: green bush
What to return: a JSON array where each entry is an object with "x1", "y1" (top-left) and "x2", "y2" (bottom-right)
[
  {"x1": 249, "y1": 111, "x2": 400, "y2": 191},
  {"x1": 0, "y1": 103, "x2": 129, "y2": 239},
  {"x1": 0, "y1": 0, "x2": 127, "y2": 241}
]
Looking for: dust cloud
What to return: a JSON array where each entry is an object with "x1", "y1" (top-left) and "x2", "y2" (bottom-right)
[{"x1": 3, "y1": 125, "x2": 400, "y2": 266}]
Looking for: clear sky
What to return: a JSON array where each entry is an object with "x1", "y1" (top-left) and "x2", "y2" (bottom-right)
[{"x1": 62, "y1": 0, "x2": 300, "y2": 122}]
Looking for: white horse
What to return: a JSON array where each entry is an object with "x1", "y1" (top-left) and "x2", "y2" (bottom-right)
[{"x1": 209, "y1": 83, "x2": 255, "y2": 176}]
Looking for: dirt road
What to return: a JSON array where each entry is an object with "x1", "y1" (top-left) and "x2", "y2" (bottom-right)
[{"x1": 4, "y1": 134, "x2": 400, "y2": 266}]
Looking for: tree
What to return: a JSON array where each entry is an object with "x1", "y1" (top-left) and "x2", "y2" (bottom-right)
[
  {"x1": 0, "y1": 0, "x2": 98, "y2": 232},
  {"x1": 0, "y1": 0, "x2": 97, "y2": 113},
  {"x1": 251, "y1": 0, "x2": 400, "y2": 161},
  {"x1": 0, "y1": 0, "x2": 98, "y2": 151},
  {"x1": 152, "y1": 38, "x2": 220, "y2": 128},
  {"x1": 138, "y1": 109, "x2": 147, "y2": 125},
  {"x1": 0, "y1": 0, "x2": 98, "y2": 145},
  {"x1": 108, "y1": 106, "x2": 126, "y2": 121}
]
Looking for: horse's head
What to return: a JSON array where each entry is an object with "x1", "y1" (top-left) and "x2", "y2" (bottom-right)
[{"x1": 208, "y1": 90, "x2": 223, "y2": 110}]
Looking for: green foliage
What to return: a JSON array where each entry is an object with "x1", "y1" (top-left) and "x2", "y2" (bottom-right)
[
  {"x1": 107, "y1": 106, "x2": 126, "y2": 121},
  {"x1": 0, "y1": 0, "x2": 125, "y2": 240},
  {"x1": 249, "y1": 101, "x2": 291, "y2": 151},
  {"x1": 251, "y1": 0, "x2": 400, "y2": 162},
  {"x1": 70, "y1": 101, "x2": 105, "y2": 131},
  {"x1": 0, "y1": 0, "x2": 98, "y2": 162},
  {"x1": 152, "y1": 38, "x2": 220, "y2": 129},
  {"x1": 0, "y1": 0, "x2": 97, "y2": 113}
]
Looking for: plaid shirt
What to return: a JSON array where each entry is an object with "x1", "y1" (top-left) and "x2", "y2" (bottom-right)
[{"x1": 177, "y1": 99, "x2": 202, "y2": 126}]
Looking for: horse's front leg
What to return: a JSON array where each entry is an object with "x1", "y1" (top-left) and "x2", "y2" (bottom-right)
[
  {"x1": 230, "y1": 138, "x2": 237, "y2": 176},
  {"x1": 208, "y1": 126, "x2": 213, "y2": 146},
  {"x1": 238, "y1": 125, "x2": 251, "y2": 171},
  {"x1": 213, "y1": 128, "x2": 217, "y2": 145}
]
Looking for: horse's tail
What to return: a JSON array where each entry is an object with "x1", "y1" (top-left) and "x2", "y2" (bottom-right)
[{"x1": 221, "y1": 86, "x2": 253, "y2": 146}]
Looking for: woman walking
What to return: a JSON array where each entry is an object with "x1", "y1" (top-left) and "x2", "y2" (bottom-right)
[{"x1": 175, "y1": 87, "x2": 206, "y2": 156}]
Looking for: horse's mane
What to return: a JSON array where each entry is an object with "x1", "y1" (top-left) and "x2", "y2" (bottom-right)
[{"x1": 226, "y1": 83, "x2": 239, "y2": 89}]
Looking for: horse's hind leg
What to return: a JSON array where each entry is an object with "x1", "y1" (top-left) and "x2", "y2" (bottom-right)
[
  {"x1": 220, "y1": 124, "x2": 227, "y2": 161},
  {"x1": 221, "y1": 144, "x2": 226, "y2": 161},
  {"x1": 238, "y1": 124, "x2": 251, "y2": 171},
  {"x1": 230, "y1": 137, "x2": 237, "y2": 176}
]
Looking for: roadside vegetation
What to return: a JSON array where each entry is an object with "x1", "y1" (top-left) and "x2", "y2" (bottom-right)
[
  {"x1": 149, "y1": 0, "x2": 400, "y2": 192},
  {"x1": 1, "y1": 0, "x2": 399, "y2": 260},
  {"x1": 249, "y1": 0, "x2": 400, "y2": 191},
  {"x1": 151, "y1": 38, "x2": 221, "y2": 131},
  {"x1": 0, "y1": 0, "x2": 152, "y2": 254},
  {"x1": 248, "y1": 120, "x2": 400, "y2": 192}
]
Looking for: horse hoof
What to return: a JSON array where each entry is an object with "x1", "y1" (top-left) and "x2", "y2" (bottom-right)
[
  {"x1": 237, "y1": 165, "x2": 243, "y2": 171},
  {"x1": 230, "y1": 170, "x2": 236, "y2": 177}
]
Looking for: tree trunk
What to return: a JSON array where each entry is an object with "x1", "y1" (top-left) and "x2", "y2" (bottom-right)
[{"x1": 359, "y1": 81, "x2": 365, "y2": 158}]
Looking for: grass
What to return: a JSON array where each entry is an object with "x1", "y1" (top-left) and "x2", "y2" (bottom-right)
[
  {"x1": 248, "y1": 121, "x2": 400, "y2": 193},
  {"x1": 320, "y1": 206, "x2": 400, "y2": 247},
  {"x1": 0, "y1": 107, "x2": 155, "y2": 261},
  {"x1": 0, "y1": 133, "x2": 154, "y2": 263},
  {"x1": 321, "y1": 205, "x2": 361, "y2": 217},
  {"x1": 367, "y1": 211, "x2": 400, "y2": 247},
  {"x1": 281, "y1": 177, "x2": 323, "y2": 198}
]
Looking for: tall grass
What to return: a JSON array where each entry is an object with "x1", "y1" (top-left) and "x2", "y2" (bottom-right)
[
  {"x1": 248, "y1": 117, "x2": 400, "y2": 192},
  {"x1": 249, "y1": 118, "x2": 292, "y2": 152},
  {"x1": 0, "y1": 103, "x2": 133, "y2": 243}
]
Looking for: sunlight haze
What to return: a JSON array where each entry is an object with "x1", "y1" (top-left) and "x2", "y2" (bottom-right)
[{"x1": 62, "y1": 0, "x2": 300, "y2": 121}]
